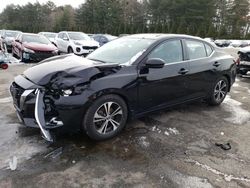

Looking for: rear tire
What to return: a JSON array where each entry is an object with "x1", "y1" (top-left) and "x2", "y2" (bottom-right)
[
  {"x1": 207, "y1": 76, "x2": 229, "y2": 106},
  {"x1": 83, "y1": 94, "x2": 128, "y2": 141}
]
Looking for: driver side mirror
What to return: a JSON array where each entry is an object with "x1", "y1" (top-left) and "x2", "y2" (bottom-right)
[
  {"x1": 145, "y1": 58, "x2": 165, "y2": 69},
  {"x1": 15, "y1": 39, "x2": 21, "y2": 43},
  {"x1": 63, "y1": 37, "x2": 69, "y2": 41}
]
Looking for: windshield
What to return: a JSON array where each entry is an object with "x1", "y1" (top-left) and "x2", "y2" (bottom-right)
[
  {"x1": 106, "y1": 35, "x2": 118, "y2": 41},
  {"x1": 87, "y1": 37, "x2": 155, "y2": 64},
  {"x1": 22, "y1": 34, "x2": 51, "y2": 44},
  {"x1": 43, "y1": 33, "x2": 56, "y2": 38},
  {"x1": 5, "y1": 31, "x2": 19, "y2": 38},
  {"x1": 68, "y1": 32, "x2": 91, "y2": 40}
]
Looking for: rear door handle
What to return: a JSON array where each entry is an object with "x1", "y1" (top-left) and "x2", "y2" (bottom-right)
[
  {"x1": 213, "y1": 62, "x2": 221, "y2": 67},
  {"x1": 178, "y1": 68, "x2": 189, "y2": 75}
]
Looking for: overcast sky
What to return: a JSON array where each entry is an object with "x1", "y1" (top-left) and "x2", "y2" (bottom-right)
[{"x1": 0, "y1": 0, "x2": 85, "y2": 13}]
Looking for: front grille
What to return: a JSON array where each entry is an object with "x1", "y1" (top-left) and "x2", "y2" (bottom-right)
[
  {"x1": 30, "y1": 51, "x2": 55, "y2": 62},
  {"x1": 10, "y1": 82, "x2": 25, "y2": 108},
  {"x1": 82, "y1": 46, "x2": 98, "y2": 50},
  {"x1": 34, "y1": 50, "x2": 53, "y2": 54}
]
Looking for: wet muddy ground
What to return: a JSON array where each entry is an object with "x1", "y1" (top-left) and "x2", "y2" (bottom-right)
[{"x1": 1, "y1": 50, "x2": 250, "y2": 187}]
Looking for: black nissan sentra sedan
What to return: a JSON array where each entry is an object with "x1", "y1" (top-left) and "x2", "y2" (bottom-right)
[{"x1": 10, "y1": 34, "x2": 236, "y2": 142}]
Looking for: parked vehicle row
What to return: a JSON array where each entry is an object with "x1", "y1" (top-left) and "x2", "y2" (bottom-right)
[
  {"x1": 10, "y1": 34, "x2": 236, "y2": 142},
  {"x1": 0, "y1": 29, "x2": 118, "y2": 63},
  {"x1": 211, "y1": 39, "x2": 250, "y2": 48}
]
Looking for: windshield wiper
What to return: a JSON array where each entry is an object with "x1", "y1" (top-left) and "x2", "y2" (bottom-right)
[{"x1": 88, "y1": 58, "x2": 106, "y2": 64}]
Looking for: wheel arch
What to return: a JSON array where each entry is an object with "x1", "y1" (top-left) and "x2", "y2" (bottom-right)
[
  {"x1": 67, "y1": 46, "x2": 73, "y2": 53},
  {"x1": 87, "y1": 88, "x2": 133, "y2": 118},
  {"x1": 223, "y1": 74, "x2": 231, "y2": 92}
]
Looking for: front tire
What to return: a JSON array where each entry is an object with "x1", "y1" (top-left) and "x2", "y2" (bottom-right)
[
  {"x1": 207, "y1": 76, "x2": 229, "y2": 106},
  {"x1": 68, "y1": 47, "x2": 74, "y2": 54},
  {"x1": 83, "y1": 94, "x2": 128, "y2": 141},
  {"x1": 20, "y1": 51, "x2": 28, "y2": 63}
]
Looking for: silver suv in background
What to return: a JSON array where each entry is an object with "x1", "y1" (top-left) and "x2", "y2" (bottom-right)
[
  {"x1": 1, "y1": 30, "x2": 21, "y2": 52},
  {"x1": 55, "y1": 31, "x2": 99, "y2": 56}
]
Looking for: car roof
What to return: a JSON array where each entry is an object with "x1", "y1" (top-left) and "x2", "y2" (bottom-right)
[
  {"x1": 39, "y1": 32, "x2": 57, "y2": 34},
  {"x1": 22, "y1": 33, "x2": 42, "y2": 37},
  {"x1": 60, "y1": 31, "x2": 85, "y2": 34},
  {"x1": 126, "y1": 33, "x2": 202, "y2": 40}
]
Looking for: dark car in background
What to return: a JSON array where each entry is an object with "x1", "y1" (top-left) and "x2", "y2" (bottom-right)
[
  {"x1": 0, "y1": 30, "x2": 21, "y2": 52},
  {"x1": 214, "y1": 39, "x2": 231, "y2": 47},
  {"x1": 93, "y1": 34, "x2": 118, "y2": 46},
  {"x1": 236, "y1": 47, "x2": 250, "y2": 75},
  {"x1": 10, "y1": 34, "x2": 236, "y2": 142},
  {"x1": 12, "y1": 33, "x2": 58, "y2": 62}
]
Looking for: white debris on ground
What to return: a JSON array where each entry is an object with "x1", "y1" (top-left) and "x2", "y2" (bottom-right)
[
  {"x1": 152, "y1": 126, "x2": 180, "y2": 136},
  {"x1": 222, "y1": 96, "x2": 250, "y2": 124},
  {"x1": 159, "y1": 164, "x2": 213, "y2": 188},
  {"x1": 186, "y1": 159, "x2": 250, "y2": 183},
  {"x1": 138, "y1": 136, "x2": 150, "y2": 148},
  {"x1": 8, "y1": 156, "x2": 17, "y2": 171},
  {"x1": 164, "y1": 131, "x2": 170, "y2": 136}
]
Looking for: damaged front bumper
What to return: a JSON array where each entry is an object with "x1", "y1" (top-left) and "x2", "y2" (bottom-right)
[
  {"x1": 237, "y1": 61, "x2": 250, "y2": 72},
  {"x1": 10, "y1": 75, "x2": 88, "y2": 142},
  {"x1": 10, "y1": 81, "x2": 64, "y2": 142},
  {"x1": 34, "y1": 89, "x2": 55, "y2": 142}
]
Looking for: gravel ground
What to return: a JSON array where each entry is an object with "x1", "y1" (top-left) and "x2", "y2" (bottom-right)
[{"x1": 1, "y1": 49, "x2": 250, "y2": 188}]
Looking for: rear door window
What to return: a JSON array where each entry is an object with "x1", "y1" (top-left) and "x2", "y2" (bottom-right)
[
  {"x1": 186, "y1": 40, "x2": 207, "y2": 60},
  {"x1": 204, "y1": 43, "x2": 213, "y2": 56}
]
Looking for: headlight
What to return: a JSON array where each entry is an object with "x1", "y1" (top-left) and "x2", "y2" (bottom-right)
[
  {"x1": 52, "y1": 49, "x2": 58, "y2": 54},
  {"x1": 74, "y1": 41, "x2": 81, "y2": 46},
  {"x1": 23, "y1": 47, "x2": 35, "y2": 53},
  {"x1": 60, "y1": 85, "x2": 88, "y2": 97},
  {"x1": 62, "y1": 89, "x2": 73, "y2": 97}
]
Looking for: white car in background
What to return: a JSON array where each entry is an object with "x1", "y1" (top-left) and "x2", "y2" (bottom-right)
[
  {"x1": 55, "y1": 31, "x2": 99, "y2": 56},
  {"x1": 38, "y1": 32, "x2": 57, "y2": 46}
]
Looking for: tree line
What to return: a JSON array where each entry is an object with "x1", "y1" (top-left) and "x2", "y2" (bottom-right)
[{"x1": 0, "y1": 0, "x2": 249, "y2": 39}]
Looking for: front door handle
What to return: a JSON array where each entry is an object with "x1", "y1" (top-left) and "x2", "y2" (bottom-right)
[
  {"x1": 178, "y1": 68, "x2": 189, "y2": 75},
  {"x1": 213, "y1": 62, "x2": 221, "y2": 67}
]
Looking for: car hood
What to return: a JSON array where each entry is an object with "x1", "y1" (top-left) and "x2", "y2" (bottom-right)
[
  {"x1": 73, "y1": 40, "x2": 99, "y2": 47},
  {"x1": 23, "y1": 54, "x2": 120, "y2": 87},
  {"x1": 5, "y1": 37, "x2": 15, "y2": 41},
  {"x1": 239, "y1": 46, "x2": 250, "y2": 53},
  {"x1": 23, "y1": 42, "x2": 57, "y2": 51}
]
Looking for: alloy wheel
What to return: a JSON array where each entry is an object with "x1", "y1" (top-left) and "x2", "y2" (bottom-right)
[
  {"x1": 214, "y1": 80, "x2": 227, "y2": 102},
  {"x1": 93, "y1": 102, "x2": 123, "y2": 135}
]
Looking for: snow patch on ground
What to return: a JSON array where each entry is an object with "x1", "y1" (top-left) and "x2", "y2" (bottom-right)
[
  {"x1": 138, "y1": 136, "x2": 150, "y2": 148},
  {"x1": 186, "y1": 159, "x2": 250, "y2": 183},
  {"x1": 152, "y1": 126, "x2": 180, "y2": 136},
  {"x1": 222, "y1": 96, "x2": 250, "y2": 124},
  {"x1": 232, "y1": 83, "x2": 240, "y2": 87},
  {"x1": 0, "y1": 97, "x2": 12, "y2": 103}
]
